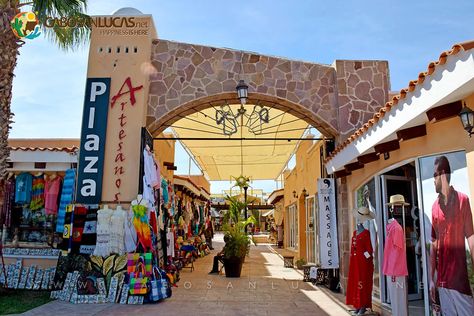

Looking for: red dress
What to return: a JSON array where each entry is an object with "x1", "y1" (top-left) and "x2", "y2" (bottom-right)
[{"x1": 346, "y1": 229, "x2": 374, "y2": 309}]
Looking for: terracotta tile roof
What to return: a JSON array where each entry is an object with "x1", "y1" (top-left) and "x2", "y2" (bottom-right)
[
  {"x1": 325, "y1": 40, "x2": 474, "y2": 164},
  {"x1": 8, "y1": 138, "x2": 80, "y2": 153}
]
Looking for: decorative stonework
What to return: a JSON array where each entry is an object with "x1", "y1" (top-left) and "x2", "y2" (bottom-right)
[
  {"x1": 147, "y1": 39, "x2": 340, "y2": 137},
  {"x1": 334, "y1": 60, "x2": 390, "y2": 140},
  {"x1": 146, "y1": 40, "x2": 390, "y2": 142}
]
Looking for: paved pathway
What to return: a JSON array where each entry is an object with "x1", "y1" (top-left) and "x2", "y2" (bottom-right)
[{"x1": 22, "y1": 234, "x2": 350, "y2": 316}]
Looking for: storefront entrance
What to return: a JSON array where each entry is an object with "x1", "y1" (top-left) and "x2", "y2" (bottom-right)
[{"x1": 381, "y1": 167, "x2": 425, "y2": 315}]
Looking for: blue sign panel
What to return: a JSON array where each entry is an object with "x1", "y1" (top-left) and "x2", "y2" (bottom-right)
[{"x1": 76, "y1": 78, "x2": 111, "y2": 204}]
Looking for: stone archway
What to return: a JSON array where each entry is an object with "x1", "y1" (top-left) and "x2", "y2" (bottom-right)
[{"x1": 146, "y1": 39, "x2": 390, "y2": 140}]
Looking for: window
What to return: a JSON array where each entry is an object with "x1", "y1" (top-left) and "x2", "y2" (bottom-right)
[{"x1": 287, "y1": 204, "x2": 298, "y2": 249}]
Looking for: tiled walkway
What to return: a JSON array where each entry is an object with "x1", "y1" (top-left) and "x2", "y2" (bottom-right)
[{"x1": 22, "y1": 234, "x2": 350, "y2": 316}]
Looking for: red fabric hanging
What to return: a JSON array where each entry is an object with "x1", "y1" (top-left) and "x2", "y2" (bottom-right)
[{"x1": 346, "y1": 229, "x2": 374, "y2": 309}]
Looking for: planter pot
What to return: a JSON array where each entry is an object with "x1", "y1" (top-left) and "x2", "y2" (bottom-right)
[{"x1": 223, "y1": 256, "x2": 244, "y2": 278}]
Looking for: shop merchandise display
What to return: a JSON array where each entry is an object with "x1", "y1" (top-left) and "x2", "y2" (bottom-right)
[
  {"x1": 56, "y1": 168, "x2": 76, "y2": 233},
  {"x1": 1, "y1": 170, "x2": 71, "y2": 246},
  {"x1": 347, "y1": 207, "x2": 375, "y2": 316}
]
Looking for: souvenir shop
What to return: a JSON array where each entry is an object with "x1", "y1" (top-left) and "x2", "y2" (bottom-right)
[
  {"x1": 0, "y1": 140, "x2": 78, "y2": 257},
  {"x1": 0, "y1": 133, "x2": 212, "y2": 305},
  {"x1": 326, "y1": 43, "x2": 474, "y2": 316}
]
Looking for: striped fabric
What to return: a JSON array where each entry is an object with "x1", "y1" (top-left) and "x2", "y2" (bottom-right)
[{"x1": 56, "y1": 169, "x2": 76, "y2": 233}]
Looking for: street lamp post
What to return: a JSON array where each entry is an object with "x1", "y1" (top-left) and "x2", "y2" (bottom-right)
[{"x1": 243, "y1": 185, "x2": 248, "y2": 233}]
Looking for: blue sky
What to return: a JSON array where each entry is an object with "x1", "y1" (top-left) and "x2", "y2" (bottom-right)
[{"x1": 9, "y1": 0, "x2": 473, "y2": 193}]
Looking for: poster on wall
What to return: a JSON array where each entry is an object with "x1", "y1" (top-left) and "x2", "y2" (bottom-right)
[
  {"x1": 419, "y1": 151, "x2": 474, "y2": 314},
  {"x1": 356, "y1": 178, "x2": 380, "y2": 299},
  {"x1": 317, "y1": 178, "x2": 339, "y2": 268}
]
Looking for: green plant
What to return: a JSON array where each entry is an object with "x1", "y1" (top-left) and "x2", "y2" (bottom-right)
[
  {"x1": 295, "y1": 258, "x2": 307, "y2": 269},
  {"x1": 223, "y1": 222, "x2": 250, "y2": 258}
]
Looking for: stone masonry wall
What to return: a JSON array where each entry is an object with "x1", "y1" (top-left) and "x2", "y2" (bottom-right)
[{"x1": 334, "y1": 60, "x2": 390, "y2": 141}]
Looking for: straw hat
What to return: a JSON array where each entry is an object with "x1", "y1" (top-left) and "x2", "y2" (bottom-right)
[
  {"x1": 386, "y1": 194, "x2": 410, "y2": 206},
  {"x1": 352, "y1": 206, "x2": 376, "y2": 222}
]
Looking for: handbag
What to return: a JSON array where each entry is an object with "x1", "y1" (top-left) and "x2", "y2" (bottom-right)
[
  {"x1": 127, "y1": 253, "x2": 152, "y2": 276},
  {"x1": 148, "y1": 266, "x2": 171, "y2": 301},
  {"x1": 129, "y1": 258, "x2": 148, "y2": 295}
]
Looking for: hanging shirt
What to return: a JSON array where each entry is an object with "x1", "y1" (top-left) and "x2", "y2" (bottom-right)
[
  {"x1": 124, "y1": 207, "x2": 138, "y2": 253},
  {"x1": 45, "y1": 176, "x2": 62, "y2": 215},
  {"x1": 382, "y1": 219, "x2": 408, "y2": 277},
  {"x1": 143, "y1": 148, "x2": 159, "y2": 205},
  {"x1": 15, "y1": 172, "x2": 32, "y2": 204},
  {"x1": 56, "y1": 169, "x2": 76, "y2": 233},
  {"x1": 30, "y1": 174, "x2": 45, "y2": 211}
]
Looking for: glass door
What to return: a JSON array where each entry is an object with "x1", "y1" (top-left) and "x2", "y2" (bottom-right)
[
  {"x1": 381, "y1": 175, "x2": 423, "y2": 302},
  {"x1": 305, "y1": 196, "x2": 316, "y2": 263}
]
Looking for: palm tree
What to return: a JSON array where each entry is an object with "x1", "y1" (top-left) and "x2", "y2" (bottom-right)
[{"x1": 0, "y1": 0, "x2": 90, "y2": 182}]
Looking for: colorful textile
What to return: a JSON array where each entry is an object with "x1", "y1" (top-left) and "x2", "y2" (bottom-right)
[
  {"x1": 382, "y1": 219, "x2": 408, "y2": 277},
  {"x1": 161, "y1": 179, "x2": 169, "y2": 204},
  {"x1": 45, "y1": 176, "x2": 62, "y2": 215},
  {"x1": 56, "y1": 169, "x2": 76, "y2": 233},
  {"x1": 60, "y1": 204, "x2": 75, "y2": 255},
  {"x1": 143, "y1": 148, "x2": 159, "y2": 205},
  {"x1": 129, "y1": 259, "x2": 148, "y2": 295},
  {"x1": 148, "y1": 267, "x2": 171, "y2": 301},
  {"x1": 15, "y1": 172, "x2": 32, "y2": 205},
  {"x1": 346, "y1": 229, "x2": 373, "y2": 309},
  {"x1": 431, "y1": 186, "x2": 474, "y2": 296},
  {"x1": 30, "y1": 174, "x2": 45, "y2": 210},
  {"x1": 80, "y1": 206, "x2": 98, "y2": 255},
  {"x1": 1, "y1": 178, "x2": 15, "y2": 227},
  {"x1": 127, "y1": 253, "x2": 152, "y2": 276},
  {"x1": 132, "y1": 203, "x2": 152, "y2": 251}
]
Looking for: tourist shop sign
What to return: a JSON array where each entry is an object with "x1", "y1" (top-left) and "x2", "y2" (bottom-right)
[
  {"x1": 317, "y1": 178, "x2": 339, "y2": 268},
  {"x1": 76, "y1": 78, "x2": 111, "y2": 204}
]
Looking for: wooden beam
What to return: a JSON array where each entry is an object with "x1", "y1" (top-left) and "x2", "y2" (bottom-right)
[
  {"x1": 334, "y1": 169, "x2": 351, "y2": 178},
  {"x1": 396, "y1": 124, "x2": 427, "y2": 141},
  {"x1": 357, "y1": 152, "x2": 379, "y2": 164},
  {"x1": 374, "y1": 139, "x2": 400, "y2": 154},
  {"x1": 426, "y1": 101, "x2": 462, "y2": 123},
  {"x1": 344, "y1": 161, "x2": 364, "y2": 172},
  {"x1": 163, "y1": 161, "x2": 174, "y2": 167}
]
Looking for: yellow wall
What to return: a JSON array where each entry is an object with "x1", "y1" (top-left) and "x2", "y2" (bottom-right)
[
  {"x1": 283, "y1": 137, "x2": 324, "y2": 260},
  {"x1": 85, "y1": 14, "x2": 157, "y2": 203},
  {"x1": 346, "y1": 94, "x2": 474, "y2": 216},
  {"x1": 153, "y1": 133, "x2": 176, "y2": 181}
]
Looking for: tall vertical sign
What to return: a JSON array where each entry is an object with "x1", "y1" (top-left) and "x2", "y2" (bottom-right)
[
  {"x1": 317, "y1": 178, "x2": 339, "y2": 268},
  {"x1": 76, "y1": 78, "x2": 111, "y2": 204}
]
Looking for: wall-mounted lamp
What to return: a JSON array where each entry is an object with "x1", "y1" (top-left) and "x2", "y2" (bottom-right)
[
  {"x1": 459, "y1": 102, "x2": 474, "y2": 137},
  {"x1": 302, "y1": 188, "x2": 308, "y2": 197},
  {"x1": 292, "y1": 190, "x2": 298, "y2": 198}
]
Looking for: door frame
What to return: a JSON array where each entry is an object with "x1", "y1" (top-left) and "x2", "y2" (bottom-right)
[
  {"x1": 305, "y1": 195, "x2": 317, "y2": 264},
  {"x1": 380, "y1": 174, "x2": 423, "y2": 301}
]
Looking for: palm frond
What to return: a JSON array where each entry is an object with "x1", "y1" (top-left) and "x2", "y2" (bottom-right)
[{"x1": 33, "y1": 0, "x2": 90, "y2": 50}]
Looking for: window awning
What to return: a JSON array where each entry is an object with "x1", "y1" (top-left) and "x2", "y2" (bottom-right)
[
  {"x1": 172, "y1": 104, "x2": 310, "y2": 180},
  {"x1": 262, "y1": 209, "x2": 274, "y2": 217}
]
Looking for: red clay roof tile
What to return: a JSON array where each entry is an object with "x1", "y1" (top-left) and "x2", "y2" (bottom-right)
[{"x1": 326, "y1": 40, "x2": 474, "y2": 165}]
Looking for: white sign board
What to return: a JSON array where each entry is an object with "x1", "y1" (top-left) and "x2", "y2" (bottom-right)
[{"x1": 317, "y1": 178, "x2": 339, "y2": 268}]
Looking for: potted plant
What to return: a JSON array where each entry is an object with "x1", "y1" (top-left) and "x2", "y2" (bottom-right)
[
  {"x1": 295, "y1": 258, "x2": 307, "y2": 270},
  {"x1": 222, "y1": 223, "x2": 250, "y2": 277}
]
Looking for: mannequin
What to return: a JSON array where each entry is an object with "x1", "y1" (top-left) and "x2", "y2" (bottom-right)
[
  {"x1": 383, "y1": 195, "x2": 409, "y2": 316},
  {"x1": 347, "y1": 207, "x2": 375, "y2": 316}
]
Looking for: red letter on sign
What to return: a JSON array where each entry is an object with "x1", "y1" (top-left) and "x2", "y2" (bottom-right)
[{"x1": 111, "y1": 77, "x2": 143, "y2": 108}]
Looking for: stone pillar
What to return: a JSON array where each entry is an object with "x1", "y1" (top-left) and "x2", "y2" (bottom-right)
[{"x1": 333, "y1": 60, "x2": 390, "y2": 141}]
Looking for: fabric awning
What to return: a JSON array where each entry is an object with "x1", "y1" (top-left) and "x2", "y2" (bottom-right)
[
  {"x1": 171, "y1": 104, "x2": 309, "y2": 180},
  {"x1": 262, "y1": 209, "x2": 274, "y2": 217}
]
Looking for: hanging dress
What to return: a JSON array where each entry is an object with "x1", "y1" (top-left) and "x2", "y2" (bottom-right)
[
  {"x1": 124, "y1": 207, "x2": 138, "y2": 253},
  {"x1": 109, "y1": 208, "x2": 126, "y2": 255},
  {"x1": 132, "y1": 203, "x2": 152, "y2": 251},
  {"x1": 346, "y1": 229, "x2": 374, "y2": 309},
  {"x1": 93, "y1": 207, "x2": 113, "y2": 257}
]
